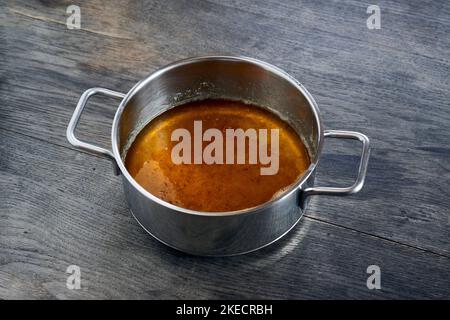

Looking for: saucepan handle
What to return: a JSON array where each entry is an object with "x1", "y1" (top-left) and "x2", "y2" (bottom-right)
[
  {"x1": 66, "y1": 87, "x2": 126, "y2": 175},
  {"x1": 303, "y1": 130, "x2": 370, "y2": 197}
]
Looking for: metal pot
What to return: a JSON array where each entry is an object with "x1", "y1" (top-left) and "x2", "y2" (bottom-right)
[{"x1": 67, "y1": 56, "x2": 370, "y2": 256}]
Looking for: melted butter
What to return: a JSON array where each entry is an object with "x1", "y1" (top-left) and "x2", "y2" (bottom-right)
[{"x1": 125, "y1": 99, "x2": 310, "y2": 212}]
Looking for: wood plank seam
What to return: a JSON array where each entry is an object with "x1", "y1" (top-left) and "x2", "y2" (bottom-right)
[{"x1": 305, "y1": 215, "x2": 450, "y2": 260}]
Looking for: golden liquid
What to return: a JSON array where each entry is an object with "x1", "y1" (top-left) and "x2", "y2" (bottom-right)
[{"x1": 125, "y1": 99, "x2": 310, "y2": 212}]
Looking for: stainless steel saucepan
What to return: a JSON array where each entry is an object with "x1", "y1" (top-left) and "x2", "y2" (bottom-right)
[{"x1": 67, "y1": 56, "x2": 370, "y2": 256}]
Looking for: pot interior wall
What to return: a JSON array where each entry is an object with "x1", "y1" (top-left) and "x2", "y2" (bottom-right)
[{"x1": 116, "y1": 58, "x2": 320, "y2": 164}]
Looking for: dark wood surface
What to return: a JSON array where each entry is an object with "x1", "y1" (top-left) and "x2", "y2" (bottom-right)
[{"x1": 1, "y1": 0, "x2": 449, "y2": 299}]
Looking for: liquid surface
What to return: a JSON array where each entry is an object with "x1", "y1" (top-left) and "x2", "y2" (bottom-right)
[{"x1": 125, "y1": 99, "x2": 310, "y2": 212}]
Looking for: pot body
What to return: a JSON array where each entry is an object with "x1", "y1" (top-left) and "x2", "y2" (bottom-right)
[
  {"x1": 67, "y1": 56, "x2": 370, "y2": 256},
  {"x1": 122, "y1": 169, "x2": 315, "y2": 256}
]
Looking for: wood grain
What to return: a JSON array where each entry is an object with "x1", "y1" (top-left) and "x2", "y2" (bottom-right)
[
  {"x1": 1, "y1": 129, "x2": 449, "y2": 299},
  {"x1": 0, "y1": 0, "x2": 449, "y2": 298}
]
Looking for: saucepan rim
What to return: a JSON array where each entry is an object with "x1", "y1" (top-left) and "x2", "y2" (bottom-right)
[{"x1": 111, "y1": 55, "x2": 325, "y2": 217}]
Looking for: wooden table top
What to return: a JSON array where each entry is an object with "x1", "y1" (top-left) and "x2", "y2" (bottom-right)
[{"x1": 1, "y1": 0, "x2": 449, "y2": 299}]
